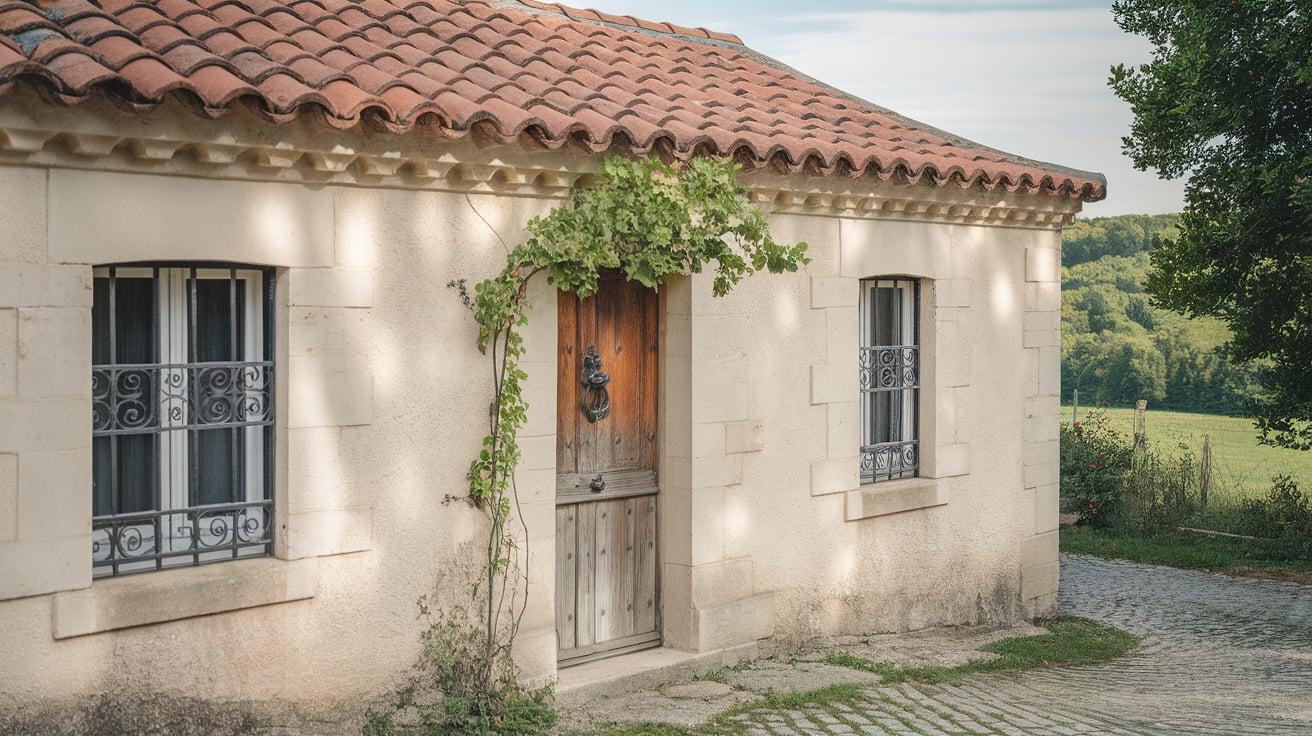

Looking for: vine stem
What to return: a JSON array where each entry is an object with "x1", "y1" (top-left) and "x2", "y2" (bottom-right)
[
  {"x1": 480, "y1": 267, "x2": 540, "y2": 692},
  {"x1": 457, "y1": 157, "x2": 806, "y2": 703}
]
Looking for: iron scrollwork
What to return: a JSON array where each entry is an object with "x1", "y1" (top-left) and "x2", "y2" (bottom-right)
[
  {"x1": 860, "y1": 440, "x2": 919, "y2": 484},
  {"x1": 92, "y1": 362, "x2": 274, "y2": 435},
  {"x1": 859, "y1": 346, "x2": 919, "y2": 392},
  {"x1": 580, "y1": 345, "x2": 611, "y2": 423},
  {"x1": 91, "y1": 499, "x2": 273, "y2": 578}
]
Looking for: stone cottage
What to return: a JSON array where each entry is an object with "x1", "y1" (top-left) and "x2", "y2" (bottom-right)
[{"x1": 0, "y1": 0, "x2": 1103, "y2": 730}]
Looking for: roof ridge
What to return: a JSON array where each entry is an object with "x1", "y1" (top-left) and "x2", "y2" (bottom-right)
[{"x1": 497, "y1": 0, "x2": 745, "y2": 45}]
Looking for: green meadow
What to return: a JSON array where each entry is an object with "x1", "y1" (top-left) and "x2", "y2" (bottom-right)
[{"x1": 1060, "y1": 405, "x2": 1311, "y2": 500}]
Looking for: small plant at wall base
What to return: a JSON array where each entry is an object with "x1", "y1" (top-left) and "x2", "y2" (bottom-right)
[{"x1": 365, "y1": 156, "x2": 809, "y2": 736}]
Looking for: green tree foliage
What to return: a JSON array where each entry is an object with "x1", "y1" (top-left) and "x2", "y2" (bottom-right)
[
  {"x1": 1110, "y1": 0, "x2": 1312, "y2": 449},
  {"x1": 1061, "y1": 213, "x2": 1178, "y2": 267},
  {"x1": 1061, "y1": 246, "x2": 1263, "y2": 414}
]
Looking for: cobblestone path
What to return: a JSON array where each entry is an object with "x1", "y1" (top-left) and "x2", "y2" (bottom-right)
[{"x1": 730, "y1": 555, "x2": 1312, "y2": 736}]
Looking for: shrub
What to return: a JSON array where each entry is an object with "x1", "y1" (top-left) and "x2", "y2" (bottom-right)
[
  {"x1": 1238, "y1": 476, "x2": 1312, "y2": 561},
  {"x1": 1060, "y1": 411, "x2": 1134, "y2": 525},
  {"x1": 362, "y1": 598, "x2": 556, "y2": 736},
  {"x1": 1061, "y1": 410, "x2": 1204, "y2": 531},
  {"x1": 1120, "y1": 441, "x2": 1200, "y2": 533}
]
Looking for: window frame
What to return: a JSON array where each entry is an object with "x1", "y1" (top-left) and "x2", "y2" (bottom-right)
[
  {"x1": 90, "y1": 263, "x2": 276, "y2": 578},
  {"x1": 859, "y1": 277, "x2": 921, "y2": 484}
]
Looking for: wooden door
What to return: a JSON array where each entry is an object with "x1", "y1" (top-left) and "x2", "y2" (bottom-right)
[{"x1": 555, "y1": 273, "x2": 660, "y2": 666}]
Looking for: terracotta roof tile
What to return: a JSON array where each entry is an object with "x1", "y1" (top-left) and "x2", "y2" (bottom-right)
[
  {"x1": 137, "y1": 23, "x2": 192, "y2": 52},
  {"x1": 185, "y1": 62, "x2": 254, "y2": 106},
  {"x1": 0, "y1": 0, "x2": 1103, "y2": 200},
  {"x1": 284, "y1": 55, "x2": 341, "y2": 86},
  {"x1": 156, "y1": 42, "x2": 222, "y2": 74}
]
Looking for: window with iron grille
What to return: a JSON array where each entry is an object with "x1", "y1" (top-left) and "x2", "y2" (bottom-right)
[
  {"x1": 91, "y1": 264, "x2": 275, "y2": 577},
  {"x1": 860, "y1": 278, "x2": 920, "y2": 483}
]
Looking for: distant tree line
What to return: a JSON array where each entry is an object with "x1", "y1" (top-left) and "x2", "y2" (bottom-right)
[
  {"x1": 1061, "y1": 213, "x2": 1179, "y2": 267},
  {"x1": 1061, "y1": 214, "x2": 1263, "y2": 415}
]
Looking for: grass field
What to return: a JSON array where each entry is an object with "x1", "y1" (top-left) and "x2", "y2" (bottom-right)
[
  {"x1": 1061, "y1": 405, "x2": 1312, "y2": 501},
  {"x1": 1062, "y1": 526, "x2": 1312, "y2": 584}
]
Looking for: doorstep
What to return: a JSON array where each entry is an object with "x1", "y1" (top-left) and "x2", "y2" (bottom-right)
[{"x1": 554, "y1": 642, "x2": 761, "y2": 706}]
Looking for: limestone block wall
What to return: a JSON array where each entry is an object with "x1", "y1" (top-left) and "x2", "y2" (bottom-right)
[
  {"x1": 1020, "y1": 241, "x2": 1063, "y2": 616},
  {"x1": 667, "y1": 212, "x2": 1070, "y2": 649},
  {"x1": 659, "y1": 275, "x2": 776, "y2": 653},
  {"x1": 0, "y1": 165, "x2": 93, "y2": 602},
  {"x1": 0, "y1": 162, "x2": 564, "y2": 729}
]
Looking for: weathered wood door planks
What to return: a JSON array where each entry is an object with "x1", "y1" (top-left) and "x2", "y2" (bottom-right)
[{"x1": 556, "y1": 273, "x2": 660, "y2": 666}]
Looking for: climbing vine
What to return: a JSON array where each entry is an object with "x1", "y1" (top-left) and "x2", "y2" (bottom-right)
[
  {"x1": 368, "y1": 156, "x2": 807, "y2": 735},
  {"x1": 466, "y1": 153, "x2": 807, "y2": 657}
]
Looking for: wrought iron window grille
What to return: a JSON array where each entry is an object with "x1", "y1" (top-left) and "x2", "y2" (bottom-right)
[
  {"x1": 91, "y1": 264, "x2": 275, "y2": 578},
  {"x1": 859, "y1": 279, "x2": 921, "y2": 484}
]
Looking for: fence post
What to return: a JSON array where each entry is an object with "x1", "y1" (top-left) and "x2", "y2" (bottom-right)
[
  {"x1": 1200, "y1": 434, "x2": 1212, "y2": 508},
  {"x1": 1134, "y1": 400, "x2": 1148, "y2": 447}
]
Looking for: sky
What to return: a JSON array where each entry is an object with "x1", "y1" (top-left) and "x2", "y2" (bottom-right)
[{"x1": 578, "y1": 0, "x2": 1185, "y2": 216}]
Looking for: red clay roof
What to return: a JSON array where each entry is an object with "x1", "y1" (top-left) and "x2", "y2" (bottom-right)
[{"x1": 0, "y1": 0, "x2": 1105, "y2": 201}]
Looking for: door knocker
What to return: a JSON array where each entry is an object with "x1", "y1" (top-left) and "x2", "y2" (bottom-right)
[{"x1": 580, "y1": 345, "x2": 611, "y2": 423}]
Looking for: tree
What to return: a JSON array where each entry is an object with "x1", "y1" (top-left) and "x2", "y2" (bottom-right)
[
  {"x1": 1060, "y1": 213, "x2": 1178, "y2": 267},
  {"x1": 1060, "y1": 250, "x2": 1262, "y2": 415},
  {"x1": 1110, "y1": 0, "x2": 1312, "y2": 449},
  {"x1": 1104, "y1": 334, "x2": 1167, "y2": 405}
]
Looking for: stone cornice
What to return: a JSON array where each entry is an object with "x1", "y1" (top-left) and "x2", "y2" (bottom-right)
[
  {"x1": 742, "y1": 175, "x2": 1078, "y2": 228},
  {"x1": 0, "y1": 91, "x2": 1080, "y2": 229}
]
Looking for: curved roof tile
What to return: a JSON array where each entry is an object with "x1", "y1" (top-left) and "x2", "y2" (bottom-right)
[{"x1": 0, "y1": 0, "x2": 1105, "y2": 200}]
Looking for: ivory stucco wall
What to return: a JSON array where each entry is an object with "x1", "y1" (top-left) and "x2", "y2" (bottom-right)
[{"x1": 0, "y1": 100, "x2": 1070, "y2": 733}]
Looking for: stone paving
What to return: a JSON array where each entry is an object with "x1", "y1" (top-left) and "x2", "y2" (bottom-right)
[
  {"x1": 569, "y1": 554, "x2": 1312, "y2": 736},
  {"x1": 725, "y1": 555, "x2": 1312, "y2": 736}
]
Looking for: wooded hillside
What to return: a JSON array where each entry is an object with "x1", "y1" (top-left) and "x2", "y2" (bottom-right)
[{"x1": 1061, "y1": 214, "x2": 1262, "y2": 415}]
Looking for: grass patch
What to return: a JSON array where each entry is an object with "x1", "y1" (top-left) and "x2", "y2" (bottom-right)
[
  {"x1": 724, "y1": 683, "x2": 864, "y2": 714},
  {"x1": 693, "y1": 667, "x2": 732, "y2": 684},
  {"x1": 984, "y1": 617, "x2": 1138, "y2": 667},
  {"x1": 824, "y1": 616, "x2": 1139, "y2": 685},
  {"x1": 1062, "y1": 525, "x2": 1312, "y2": 584},
  {"x1": 692, "y1": 660, "x2": 750, "y2": 684}
]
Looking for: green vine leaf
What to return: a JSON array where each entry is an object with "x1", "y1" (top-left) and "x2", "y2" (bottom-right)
[{"x1": 460, "y1": 154, "x2": 807, "y2": 694}]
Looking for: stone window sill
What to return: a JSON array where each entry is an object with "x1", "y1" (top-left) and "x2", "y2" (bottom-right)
[
  {"x1": 844, "y1": 477, "x2": 948, "y2": 522},
  {"x1": 52, "y1": 557, "x2": 317, "y2": 640}
]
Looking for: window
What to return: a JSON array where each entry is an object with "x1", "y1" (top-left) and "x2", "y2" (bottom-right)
[
  {"x1": 91, "y1": 265, "x2": 274, "y2": 577},
  {"x1": 860, "y1": 278, "x2": 919, "y2": 483}
]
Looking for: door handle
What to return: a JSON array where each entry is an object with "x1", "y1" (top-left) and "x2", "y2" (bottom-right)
[
  {"x1": 589, "y1": 475, "x2": 607, "y2": 493},
  {"x1": 580, "y1": 345, "x2": 611, "y2": 422}
]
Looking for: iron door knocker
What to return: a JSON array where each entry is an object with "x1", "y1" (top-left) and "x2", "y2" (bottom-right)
[{"x1": 580, "y1": 345, "x2": 610, "y2": 423}]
